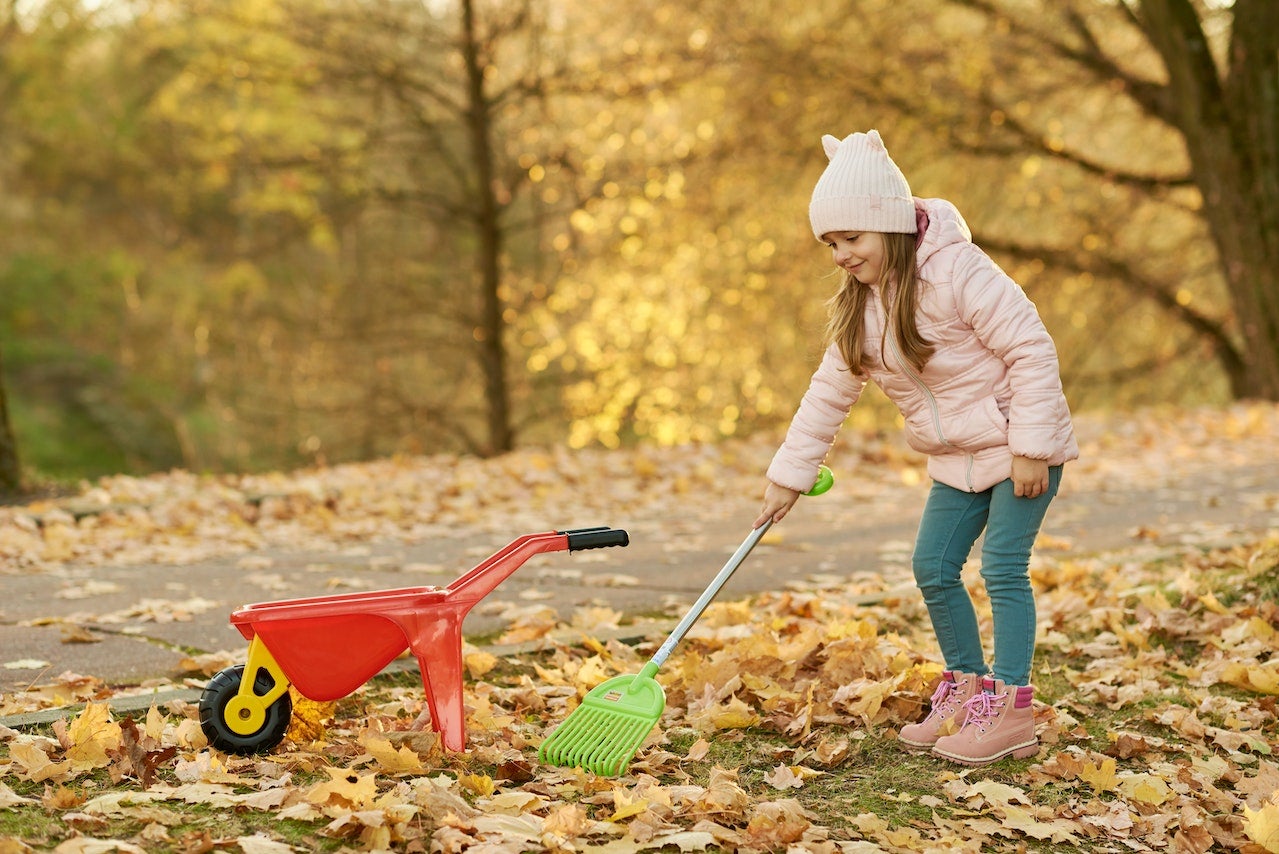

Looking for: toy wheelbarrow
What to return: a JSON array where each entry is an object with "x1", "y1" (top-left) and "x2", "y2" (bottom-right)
[{"x1": 199, "y1": 527, "x2": 629, "y2": 755}]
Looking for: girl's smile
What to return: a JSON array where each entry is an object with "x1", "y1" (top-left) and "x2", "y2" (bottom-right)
[{"x1": 825, "y1": 230, "x2": 886, "y2": 285}]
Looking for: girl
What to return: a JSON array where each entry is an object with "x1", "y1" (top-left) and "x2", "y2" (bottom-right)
[{"x1": 755, "y1": 130, "x2": 1078, "y2": 766}]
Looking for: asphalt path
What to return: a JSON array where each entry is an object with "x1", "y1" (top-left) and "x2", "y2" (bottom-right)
[{"x1": 2, "y1": 450, "x2": 1276, "y2": 697}]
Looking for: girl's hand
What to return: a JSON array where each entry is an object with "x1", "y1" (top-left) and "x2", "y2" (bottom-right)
[
  {"x1": 1011, "y1": 455, "x2": 1050, "y2": 499},
  {"x1": 755, "y1": 482, "x2": 802, "y2": 528}
]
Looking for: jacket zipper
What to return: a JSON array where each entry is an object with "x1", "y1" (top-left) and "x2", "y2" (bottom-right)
[{"x1": 885, "y1": 330, "x2": 977, "y2": 492}]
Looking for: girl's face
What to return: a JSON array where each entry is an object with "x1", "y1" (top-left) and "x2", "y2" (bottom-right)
[{"x1": 824, "y1": 231, "x2": 886, "y2": 286}]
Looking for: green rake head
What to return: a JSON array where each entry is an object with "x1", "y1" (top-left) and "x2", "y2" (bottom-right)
[{"x1": 539, "y1": 667, "x2": 665, "y2": 776}]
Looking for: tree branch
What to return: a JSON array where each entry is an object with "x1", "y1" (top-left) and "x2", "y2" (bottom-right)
[
  {"x1": 964, "y1": 96, "x2": 1194, "y2": 190},
  {"x1": 978, "y1": 234, "x2": 1244, "y2": 378},
  {"x1": 947, "y1": 0, "x2": 1178, "y2": 125}
]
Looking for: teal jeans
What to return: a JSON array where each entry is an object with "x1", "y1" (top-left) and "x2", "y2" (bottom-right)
[{"x1": 911, "y1": 466, "x2": 1062, "y2": 686}]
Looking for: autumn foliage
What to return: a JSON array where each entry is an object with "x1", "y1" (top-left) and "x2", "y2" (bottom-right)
[
  {"x1": 0, "y1": 405, "x2": 1277, "y2": 851},
  {"x1": 2, "y1": 529, "x2": 1278, "y2": 851}
]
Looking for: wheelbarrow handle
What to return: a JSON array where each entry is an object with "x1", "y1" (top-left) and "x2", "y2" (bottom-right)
[{"x1": 563, "y1": 527, "x2": 630, "y2": 551}]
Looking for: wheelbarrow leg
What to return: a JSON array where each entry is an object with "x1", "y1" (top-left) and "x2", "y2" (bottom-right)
[{"x1": 404, "y1": 607, "x2": 468, "y2": 752}]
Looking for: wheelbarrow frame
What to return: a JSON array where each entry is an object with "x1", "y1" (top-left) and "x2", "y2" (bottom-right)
[{"x1": 200, "y1": 527, "x2": 628, "y2": 755}]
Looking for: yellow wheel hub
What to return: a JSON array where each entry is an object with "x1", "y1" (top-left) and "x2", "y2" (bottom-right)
[{"x1": 223, "y1": 636, "x2": 290, "y2": 736}]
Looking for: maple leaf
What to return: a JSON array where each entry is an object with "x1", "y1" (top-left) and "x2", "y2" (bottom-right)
[
  {"x1": 465, "y1": 651, "x2": 499, "y2": 679},
  {"x1": 305, "y1": 767, "x2": 379, "y2": 809},
  {"x1": 284, "y1": 694, "x2": 333, "y2": 745},
  {"x1": 1000, "y1": 805, "x2": 1080, "y2": 844},
  {"x1": 360, "y1": 733, "x2": 425, "y2": 775},
  {"x1": 453, "y1": 772, "x2": 494, "y2": 799},
  {"x1": 61, "y1": 702, "x2": 122, "y2": 774},
  {"x1": 1117, "y1": 772, "x2": 1173, "y2": 805},
  {"x1": 608, "y1": 789, "x2": 651, "y2": 822},
  {"x1": 1079, "y1": 757, "x2": 1120, "y2": 793},
  {"x1": 959, "y1": 779, "x2": 1032, "y2": 808},
  {"x1": 112, "y1": 716, "x2": 177, "y2": 789},
  {"x1": 1245, "y1": 793, "x2": 1279, "y2": 853},
  {"x1": 744, "y1": 799, "x2": 810, "y2": 846},
  {"x1": 1237, "y1": 760, "x2": 1279, "y2": 808},
  {"x1": 8, "y1": 739, "x2": 71, "y2": 783}
]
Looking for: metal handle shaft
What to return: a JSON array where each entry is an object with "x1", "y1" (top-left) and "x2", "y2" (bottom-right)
[{"x1": 648, "y1": 519, "x2": 773, "y2": 669}]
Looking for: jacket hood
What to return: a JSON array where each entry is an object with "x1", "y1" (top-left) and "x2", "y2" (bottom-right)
[{"x1": 915, "y1": 198, "x2": 973, "y2": 267}]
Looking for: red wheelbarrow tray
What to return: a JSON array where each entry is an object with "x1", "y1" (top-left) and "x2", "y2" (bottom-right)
[{"x1": 223, "y1": 527, "x2": 628, "y2": 752}]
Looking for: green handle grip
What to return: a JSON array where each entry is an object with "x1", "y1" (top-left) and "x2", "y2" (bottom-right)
[{"x1": 804, "y1": 465, "x2": 834, "y2": 497}]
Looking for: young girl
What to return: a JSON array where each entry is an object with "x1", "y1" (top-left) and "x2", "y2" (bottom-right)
[{"x1": 755, "y1": 130, "x2": 1078, "y2": 766}]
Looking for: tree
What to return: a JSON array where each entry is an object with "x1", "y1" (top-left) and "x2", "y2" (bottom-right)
[
  {"x1": 947, "y1": 0, "x2": 1279, "y2": 399},
  {"x1": 0, "y1": 347, "x2": 20, "y2": 494},
  {"x1": 1, "y1": 1, "x2": 23, "y2": 492},
  {"x1": 279, "y1": 0, "x2": 695, "y2": 455}
]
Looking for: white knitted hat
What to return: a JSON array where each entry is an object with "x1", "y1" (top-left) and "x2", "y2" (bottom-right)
[{"x1": 809, "y1": 130, "x2": 916, "y2": 240}]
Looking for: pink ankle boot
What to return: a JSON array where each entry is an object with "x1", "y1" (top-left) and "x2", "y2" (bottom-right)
[
  {"x1": 898, "y1": 671, "x2": 981, "y2": 750},
  {"x1": 931, "y1": 677, "x2": 1038, "y2": 765}
]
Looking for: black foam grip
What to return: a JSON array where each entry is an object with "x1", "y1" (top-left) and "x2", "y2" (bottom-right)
[{"x1": 563, "y1": 528, "x2": 630, "y2": 551}]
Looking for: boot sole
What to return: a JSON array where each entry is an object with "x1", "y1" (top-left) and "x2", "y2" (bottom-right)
[
  {"x1": 897, "y1": 735, "x2": 937, "y2": 751},
  {"x1": 931, "y1": 739, "x2": 1038, "y2": 766}
]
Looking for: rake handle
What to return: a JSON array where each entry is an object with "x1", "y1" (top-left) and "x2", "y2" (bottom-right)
[{"x1": 647, "y1": 519, "x2": 773, "y2": 671}]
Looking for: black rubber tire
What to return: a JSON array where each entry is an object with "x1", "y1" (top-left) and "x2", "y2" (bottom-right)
[{"x1": 199, "y1": 664, "x2": 293, "y2": 755}]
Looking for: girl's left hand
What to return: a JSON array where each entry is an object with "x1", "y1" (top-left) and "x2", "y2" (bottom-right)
[
  {"x1": 1011, "y1": 455, "x2": 1050, "y2": 499},
  {"x1": 755, "y1": 482, "x2": 801, "y2": 528}
]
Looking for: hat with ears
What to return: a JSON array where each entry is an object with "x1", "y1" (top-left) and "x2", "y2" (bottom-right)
[{"x1": 808, "y1": 129, "x2": 916, "y2": 240}]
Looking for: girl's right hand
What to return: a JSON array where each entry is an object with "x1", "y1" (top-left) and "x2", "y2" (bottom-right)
[{"x1": 755, "y1": 482, "x2": 802, "y2": 528}]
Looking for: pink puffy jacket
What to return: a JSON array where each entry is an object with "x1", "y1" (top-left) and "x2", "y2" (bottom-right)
[{"x1": 768, "y1": 197, "x2": 1079, "y2": 494}]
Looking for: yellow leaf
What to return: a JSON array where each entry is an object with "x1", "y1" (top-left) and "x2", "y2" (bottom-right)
[
  {"x1": 362, "y1": 734, "x2": 425, "y2": 774},
  {"x1": 6, "y1": 741, "x2": 69, "y2": 782},
  {"x1": 709, "y1": 696, "x2": 762, "y2": 730},
  {"x1": 609, "y1": 789, "x2": 651, "y2": 822},
  {"x1": 66, "y1": 702, "x2": 121, "y2": 772},
  {"x1": 962, "y1": 779, "x2": 1031, "y2": 807},
  {"x1": 1001, "y1": 805, "x2": 1079, "y2": 844},
  {"x1": 1245, "y1": 797, "x2": 1279, "y2": 853},
  {"x1": 459, "y1": 773, "x2": 495, "y2": 797},
  {"x1": 306, "y1": 767, "x2": 379, "y2": 808},
  {"x1": 1079, "y1": 758, "x2": 1119, "y2": 793},
  {"x1": 1199, "y1": 592, "x2": 1229, "y2": 614},
  {"x1": 286, "y1": 694, "x2": 334, "y2": 744},
  {"x1": 1117, "y1": 773, "x2": 1171, "y2": 805},
  {"x1": 1223, "y1": 663, "x2": 1279, "y2": 695},
  {"x1": 144, "y1": 706, "x2": 166, "y2": 742},
  {"x1": 464, "y1": 651, "x2": 499, "y2": 679},
  {"x1": 572, "y1": 656, "x2": 613, "y2": 690}
]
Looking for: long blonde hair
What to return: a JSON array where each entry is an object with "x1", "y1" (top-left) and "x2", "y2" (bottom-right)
[{"x1": 824, "y1": 232, "x2": 933, "y2": 375}]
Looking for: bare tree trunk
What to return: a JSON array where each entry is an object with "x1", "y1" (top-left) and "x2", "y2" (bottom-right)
[
  {"x1": 461, "y1": 0, "x2": 513, "y2": 455},
  {"x1": 0, "y1": 347, "x2": 23, "y2": 494},
  {"x1": 1139, "y1": 0, "x2": 1279, "y2": 399}
]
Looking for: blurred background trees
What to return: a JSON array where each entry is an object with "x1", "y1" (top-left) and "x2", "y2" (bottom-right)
[{"x1": 0, "y1": 0, "x2": 1274, "y2": 487}]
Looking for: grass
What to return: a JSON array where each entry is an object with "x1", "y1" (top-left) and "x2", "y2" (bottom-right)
[
  {"x1": 0, "y1": 670, "x2": 1244, "y2": 854},
  {"x1": 4, "y1": 539, "x2": 1277, "y2": 852}
]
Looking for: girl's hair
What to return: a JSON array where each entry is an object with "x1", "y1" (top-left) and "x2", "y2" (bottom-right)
[{"x1": 825, "y1": 232, "x2": 933, "y2": 374}]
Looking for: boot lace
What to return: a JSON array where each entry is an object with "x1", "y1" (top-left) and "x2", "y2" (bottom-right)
[
  {"x1": 957, "y1": 690, "x2": 1006, "y2": 733},
  {"x1": 925, "y1": 677, "x2": 966, "y2": 721}
]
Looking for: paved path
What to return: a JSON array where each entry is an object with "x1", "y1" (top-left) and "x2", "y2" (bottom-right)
[{"x1": 2, "y1": 427, "x2": 1277, "y2": 696}]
